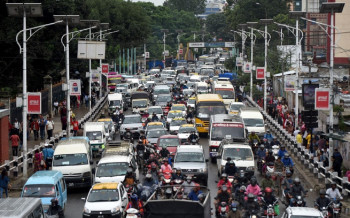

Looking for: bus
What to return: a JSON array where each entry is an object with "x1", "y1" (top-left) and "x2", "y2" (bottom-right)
[
  {"x1": 195, "y1": 94, "x2": 227, "y2": 134},
  {"x1": 107, "y1": 72, "x2": 122, "y2": 92},
  {"x1": 213, "y1": 82, "x2": 235, "y2": 107}
]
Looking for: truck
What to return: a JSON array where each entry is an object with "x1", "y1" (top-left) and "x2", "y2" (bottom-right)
[{"x1": 83, "y1": 122, "x2": 107, "y2": 157}]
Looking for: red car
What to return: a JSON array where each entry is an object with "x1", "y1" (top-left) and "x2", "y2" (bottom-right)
[{"x1": 156, "y1": 135, "x2": 181, "y2": 157}]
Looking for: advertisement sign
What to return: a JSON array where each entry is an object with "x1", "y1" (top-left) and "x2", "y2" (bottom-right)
[
  {"x1": 284, "y1": 76, "x2": 296, "y2": 91},
  {"x1": 302, "y1": 84, "x2": 319, "y2": 110},
  {"x1": 243, "y1": 62, "x2": 252, "y2": 73},
  {"x1": 77, "y1": 40, "x2": 106, "y2": 59},
  {"x1": 256, "y1": 67, "x2": 265, "y2": 80},
  {"x1": 91, "y1": 69, "x2": 101, "y2": 83},
  {"x1": 189, "y1": 42, "x2": 205, "y2": 48},
  {"x1": 179, "y1": 49, "x2": 183, "y2": 55},
  {"x1": 315, "y1": 88, "x2": 330, "y2": 110},
  {"x1": 27, "y1": 92, "x2": 41, "y2": 114},
  {"x1": 101, "y1": 64, "x2": 109, "y2": 74},
  {"x1": 236, "y1": 57, "x2": 243, "y2": 67},
  {"x1": 69, "y1": 80, "x2": 81, "y2": 96}
]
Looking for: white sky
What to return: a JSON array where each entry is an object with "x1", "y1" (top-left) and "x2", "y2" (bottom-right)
[{"x1": 130, "y1": 0, "x2": 165, "y2": 6}]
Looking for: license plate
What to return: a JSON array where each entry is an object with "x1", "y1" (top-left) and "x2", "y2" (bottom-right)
[{"x1": 68, "y1": 183, "x2": 74, "y2": 187}]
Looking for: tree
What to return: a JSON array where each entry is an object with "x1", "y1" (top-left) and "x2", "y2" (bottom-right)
[
  {"x1": 163, "y1": 0, "x2": 206, "y2": 14},
  {"x1": 205, "y1": 13, "x2": 229, "y2": 40}
]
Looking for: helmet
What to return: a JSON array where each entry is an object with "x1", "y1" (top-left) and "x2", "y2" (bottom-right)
[
  {"x1": 286, "y1": 170, "x2": 292, "y2": 176},
  {"x1": 131, "y1": 194, "x2": 138, "y2": 201},
  {"x1": 51, "y1": 198, "x2": 58, "y2": 204},
  {"x1": 284, "y1": 153, "x2": 290, "y2": 158},
  {"x1": 265, "y1": 187, "x2": 272, "y2": 193},
  {"x1": 294, "y1": 177, "x2": 300, "y2": 184},
  {"x1": 126, "y1": 168, "x2": 133, "y2": 174},
  {"x1": 163, "y1": 158, "x2": 168, "y2": 162},
  {"x1": 229, "y1": 160, "x2": 235, "y2": 165},
  {"x1": 186, "y1": 176, "x2": 192, "y2": 180},
  {"x1": 162, "y1": 145, "x2": 167, "y2": 149},
  {"x1": 138, "y1": 139, "x2": 143, "y2": 143},
  {"x1": 319, "y1": 189, "x2": 326, "y2": 195},
  {"x1": 331, "y1": 181, "x2": 337, "y2": 186},
  {"x1": 268, "y1": 149, "x2": 273, "y2": 155},
  {"x1": 151, "y1": 163, "x2": 157, "y2": 169},
  {"x1": 260, "y1": 144, "x2": 265, "y2": 148},
  {"x1": 198, "y1": 193, "x2": 205, "y2": 201},
  {"x1": 146, "y1": 174, "x2": 152, "y2": 179},
  {"x1": 251, "y1": 131, "x2": 255, "y2": 134},
  {"x1": 176, "y1": 168, "x2": 181, "y2": 172},
  {"x1": 250, "y1": 178, "x2": 257, "y2": 186},
  {"x1": 281, "y1": 145, "x2": 285, "y2": 148},
  {"x1": 248, "y1": 193, "x2": 255, "y2": 200},
  {"x1": 231, "y1": 202, "x2": 238, "y2": 211},
  {"x1": 240, "y1": 186, "x2": 246, "y2": 191},
  {"x1": 221, "y1": 173, "x2": 227, "y2": 178},
  {"x1": 150, "y1": 154, "x2": 155, "y2": 159}
]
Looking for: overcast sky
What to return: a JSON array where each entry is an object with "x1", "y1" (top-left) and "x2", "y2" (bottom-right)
[{"x1": 130, "y1": 0, "x2": 165, "y2": 6}]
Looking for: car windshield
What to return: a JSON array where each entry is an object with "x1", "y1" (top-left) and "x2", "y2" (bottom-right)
[
  {"x1": 188, "y1": 99, "x2": 196, "y2": 104},
  {"x1": 196, "y1": 106, "x2": 226, "y2": 119},
  {"x1": 201, "y1": 76, "x2": 209, "y2": 81},
  {"x1": 156, "y1": 95, "x2": 172, "y2": 102},
  {"x1": 215, "y1": 90, "x2": 235, "y2": 99},
  {"x1": 223, "y1": 148, "x2": 253, "y2": 161},
  {"x1": 22, "y1": 184, "x2": 56, "y2": 198},
  {"x1": 201, "y1": 69, "x2": 214, "y2": 76},
  {"x1": 86, "y1": 131, "x2": 102, "y2": 140},
  {"x1": 197, "y1": 86, "x2": 208, "y2": 90},
  {"x1": 53, "y1": 153, "x2": 88, "y2": 166},
  {"x1": 147, "y1": 129, "x2": 167, "y2": 138},
  {"x1": 123, "y1": 116, "x2": 141, "y2": 124},
  {"x1": 170, "y1": 120, "x2": 187, "y2": 127},
  {"x1": 133, "y1": 100, "x2": 148, "y2": 107},
  {"x1": 176, "y1": 152, "x2": 204, "y2": 162},
  {"x1": 154, "y1": 89, "x2": 170, "y2": 95},
  {"x1": 159, "y1": 138, "x2": 179, "y2": 147},
  {"x1": 211, "y1": 126, "x2": 245, "y2": 140},
  {"x1": 109, "y1": 100, "x2": 121, "y2": 106},
  {"x1": 87, "y1": 189, "x2": 119, "y2": 202},
  {"x1": 178, "y1": 127, "x2": 195, "y2": 133},
  {"x1": 147, "y1": 124, "x2": 163, "y2": 130},
  {"x1": 116, "y1": 88, "x2": 127, "y2": 93},
  {"x1": 168, "y1": 112, "x2": 183, "y2": 118},
  {"x1": 171, "y1": 106, "x2": 185, "y2": 111},
  {"x1": 117, "y1": 84, "x2": 128, "y2": 88},
  {"x1": 243, "y1": 118, "x2": 264, "y2": 127},
  {"x1": 148, "y1": 107, "x2": 163, "y2": 114},
  {"x1": 230, "y1": 104, "x2": 244, "y2": 111},
  {"x1": 96, "y1": 162, "x2": 129, "y2": 177}
]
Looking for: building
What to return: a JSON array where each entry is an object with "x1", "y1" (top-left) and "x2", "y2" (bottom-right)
[{"x1": 196, "y1": 0, "x2": 225, "y2": 20}]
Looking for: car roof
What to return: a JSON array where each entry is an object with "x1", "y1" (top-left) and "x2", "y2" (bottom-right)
[
  {"x1": 286, "y1": 207, "x2": 322, "y2": 216},
  {"x1": 169, "y1": 110, "x2": 183, "y2": 113},
  {"x1": 99, "y1": 155, "x2": 129, "y2": 164},
  {"x1": 211, "y1": 114, "x2": 243, "y2": 123},
  {"x1": 92, "y1": 183, "x2": 119, "y2": 190},
  {"x1": 148, "y1": 122, "x2": 163, "y2": 126},
  {"x1": 172, "y1": 117, "x2": 185, "y2": 121},
  {"x1": 180, "y1": 124, "x2": 195, "y2": 128},
  {"x1": 147, "y1": 128, "x2": 166, "y2": 132},
  {"x1": 124, "y1": 114, "x2": 141, "y2": 118},
  {"x1": 177, "y1": 145, "x2": 203, "y2": 152},
  {"x1": 148, "y1": 106, "x2": 162, "y2": 109},
  {"x1": 159, "y1": 135, "x2": 179, "y2": 139},
  {"x1": 172, "y1": 104, "x2": 185, "y2": 107},
  {"x1": 223, "y1": 144, "x2": 251, "y2": 149},
  {"x1": 98, "y1": 118, "x2": 113, "y2": 122},
  {"x1": 25, "y1": 170, "x2": 63, "y2": 185}
]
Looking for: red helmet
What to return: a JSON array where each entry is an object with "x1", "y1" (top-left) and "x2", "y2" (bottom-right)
[{"x1": 265, "y1": 187, "x2": 272, "y2": 193}]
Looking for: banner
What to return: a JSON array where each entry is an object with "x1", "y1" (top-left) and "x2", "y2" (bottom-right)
[
  {"x1": 243, "y1": 62, "x2": 252, "y2": 73},
  {"x1": 284, "y1": 76, "x2": 296, "y2": 91},
  {"x1": 91, "y1": 70, "x2": 101, "y2": 83},
  {"x1": 302, "y1": 83, "x2": 319, "y2": 110},
  {"x1": 256, "y1": 67, "x2": 265, "y2": 80},
  {"x1": 101, "y1": 64, "x2": 109, "y2": 74},
  {"x1": 69, "y1": 80, "x2": 81, "y2": 96},
  {"x1": 236, "y1": 57, "x2": 242, "y2": 67},
  {"x1": 315, "y1": 88, "x2": 330, "y2": 110},
  {"x1": 27, "y1": 92, "x2": 41, "y2": 114}
]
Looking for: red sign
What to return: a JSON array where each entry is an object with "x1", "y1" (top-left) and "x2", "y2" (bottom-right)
[
  {"x1": 101, "y1": 64, "x2": 109, "y2": 74},
  {"x1": 179, "y1": 49, "x2": 183, "y2": 55},
  {"x1": 27, "y1": 92, "x2": 41, "y2": 114},
  {"x1": 315, "y1": 88, "x2": 330, "y2": 110},
  {"x1": 213, "y1": 123, "x2": 244, "y2": 128},
  {"x1": 256, "y1": 67, "x2": 265, "y2": 80}
]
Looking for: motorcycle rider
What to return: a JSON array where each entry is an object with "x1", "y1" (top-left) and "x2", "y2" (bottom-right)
[
  {"x1": 146, "y1": 154, "x2": 160, "y2": 167},
  {"x1": 270, "y1": 137, "x2": 281, "y2": 147},
  {"x1": 265, "y1": 149, "x2": 276, "y2": 163},
  {"x1": 261, "y1": 173, "x2": 275, "y2": 191},
  {"x1": 245, "y1": 177, "x2": 262, "y2": 201},
  {"x1": 262, "y1": 187, "x2": 278, "y2": 212},
  {"x1": 160, "y1": 158, "x2": 172, "y2": 175},
  {"x1": 182, "y1": 176, "x2": 196, "y2": 194},
  {"x1": 225, "y1": 160, "x2": 238, "y2": 177},
  {"x1": 217, "y1": 173, "x2": 233, "y2": 191},
  {"x1": 215, "y1": 185, "x2": 232, "y2": 213},
  {"x1": 143, "y1": 173, "x2": 157, "y2": 187},
  {"x1": 123, "y1": 168, "x2": 136, "y2": 186},
  {"x1": 282, "y1": 170, "x2": 294, "y2": 199},
  {"x1": 277, "y1": 145, "x2": 287, "y2": 158},
  {"x1": 243, "y1": 193, "x2": 260, "y2": 218},
  {"x1": 172, "y1": 168, "x2": 184, "y2": 180},
  {"x1": 136, "y1": 139, "x2": 145, "y2": 154},
  {"x1": 151, "y1": 112, "x2": 159, "y2": 122},
  {"x1": 149, "y1": 163, "x2": 159, "y2": 184},
  {"x1": 234, "y1": 170, "x2": 248, "y2": 191},
  {"x1": 46, "y1": 198, "x2": 64, "y2": 218},
  {"x1": 227, "y1": 202, "x2": 242, "y2": 218},
  {"x1": 326, "y1": 181, "x2": 343, "y2": 200},
  {"x1": 289, "y1": 177, "x2": 307, "y2": 206},
  {"x1": 188, "y1": 183, "x2": 203, "y2": 201},
  {"x1": 315, "y1": 189, "x2": 331, "y2": 212},
  {"x1": 264, "y1": 130, "x2": 274, "y2": 141},
  {"x1": 188, "y1": 131, "x2": 199, "y2": 143},
  {"x1": 160, "y1": 145, "x2": 170, "y2": 158},
  {"x1": 248, "y1": 131, "x2": 261, "y2": 144},
  {"x1": 282, "y1": 153, "x2": 294, "y2": 173},
  {"x1": 257, "y1": 145, "x2": 267, "y2": 159},
  {"x1": 126, "y1": 194, "x2": 144, "y2": 217}
]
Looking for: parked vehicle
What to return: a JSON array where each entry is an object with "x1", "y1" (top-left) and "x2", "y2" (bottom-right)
[{"x1": 0, "y1": 198, "x2": 45, "y2": 218}]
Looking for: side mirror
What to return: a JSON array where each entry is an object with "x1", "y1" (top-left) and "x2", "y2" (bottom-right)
[
  {"x1": 81, "y1": 198, "x2": 86, "y2": 201},
  {"x1": 122, "y1": 197, "x2": 127, "y2": 201}
]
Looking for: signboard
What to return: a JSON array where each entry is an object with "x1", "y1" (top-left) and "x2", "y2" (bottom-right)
[
  {"x1": 315, "y1": 88, "x2": 330, "y2": 110},
  {"x1": 179, "y1": 49, "x2": 183, "y2": 55},
  {"x1": 77, "y1": 40, "x2": 106, "y2": 59},
  {"x1": 91, "y1": 70, "x2": 101, "y2": 83},
  {"x1": 213, "y1": 123, "x2": 244, "y2": 128},
  {"x1": 145, "y1": 52, "x2": 150, "y2": 58},
  {"x1": 243, "y1": 62, "x2": 252, "y2": 73},
  {"x1": 302, "y1": 83, "x2": 319, "y2": 110},
  {"x1": 284, "y1": 76, "x2": 296, "y2": 91},
  {"x1": 189, "y1": 42, "x2": 205, "y2": 48},
  {"x1": 188, "y1": 42, "x2": 235, "y2": 48},
  {"x1": 27, "y1": 92, "x2": 41, "y2": 114},
  {"x1": 101, "y1": 64, "x2": 109, "y2": 74},
  {"x1": 164, "y1": 50, "x2": 169, "y2": 56},
  {"x1": 256, "y1": 67, "x2": 265, "y2": 80},
  {"x1": 225, "y1": 42, "x2": 235, "y2": 48},
  {"x1": 69, "y1": 80, "x2": 81, "y2": 96},
  {"x1": 236, "y1": 57, "x2": 242, "y2": 67}
]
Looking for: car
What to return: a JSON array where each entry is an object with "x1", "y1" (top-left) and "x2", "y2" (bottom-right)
[
  {"x1": 119, "y1": 114, "x2": 143, "y2": 140},
  {"x1": 145, "y1": 122, "x2": 165, "y2": 132},
  {"x1": 177, "y1": 124, "x2": 198, "y2": 143},
  {"x1": 187, "y1": 96, "x2": 196, "y2": 109},
  {"x1": 155, "y1": 94, "x2": 172, "y2": 108},
  {"x1": 173, "y1": 145, "x2": 208, "y2": 186},
  {"x1": 169, "y1": 117, "x2": 187, "y2": 134},
  {"x1": 183, "y1": 89, "x2": 195, "y2": 98},
  {"x1": 166, "y1": 110, "x2": 185, "y2": 124},
  {"x1": 229, "y1": 102, "x2": 246, "y2": 115},
  {"x1": 146, "y1": 128, "x2": 168, "y2": 145},
  {"x1": 82, "y1": 183, "x2": 128, "y2": 218},
  {"x1": 171, "y1": 104, "x2": 187, "y2": 114},
  {"x1": 97, "y1": 118, "x2": 115, "y2": 140},
  {"x1": 147, "y1": 106, "x2": 164, "y2": 119},
  {"x1": 156, "y1": 135, "x2": 181, "y2": 156},
  {"x1": 282, "y1": 207, "x2": 324, "y2": 218}
]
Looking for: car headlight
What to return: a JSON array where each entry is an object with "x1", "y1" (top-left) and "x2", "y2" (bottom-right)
[
  {"x1": 247, "y1": 166, "x2": 254, "y2": 171},
  {"x1": 83, "y1": 207, "x2": 91, "y2": 214},
  {"x1": 111, "y1": 206, "x2": 121, "y2": 213}
]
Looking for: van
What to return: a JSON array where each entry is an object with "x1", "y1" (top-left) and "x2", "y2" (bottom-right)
[
  {"x1": 153, "y1": 85, "x2": 170, "y2": 99},
  {"x1": 196, "y1": 81, "x2": 209, "y2": 94},
  {"x1": 107, "y1": 93, "x2": 126, "y2": 115},
  {"x1": 52, "y1": 139, "x2": 93, "y2": 188},
  {"x1": 21, "y1": 170, "x2": 67, "y2": 213},
  {"x1": 240, "y1": 108, "x2": 265, "y2": 138},
  {"x1": 84, "y1": 122, "x2": 106, "y2": 156},
  {"x1": 0, "y1": 198, "x2": 44, "y2": 218}
]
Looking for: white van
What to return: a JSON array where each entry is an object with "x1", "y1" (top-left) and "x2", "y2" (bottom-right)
[
  {"x1": 190, "y1": 75, "x2": 201, "y2": 82},
  {"x1": 196, "y1": 81, "x2": 209, "y2": 94},
  {"x1": 52, "y1": 139, "x2": 93, "y2": 188},
  {"x1": 240, "y1": 108, "x2": 265, "y2": 138},
  {"x1": 107, "y1": 93, "x2": 125, "y2": 115},
  {"x1": 153, "y1": 85, "x2": 170, "y2": 99},
  {"x1": 126, "y1": 78, "x2": 139, "y2": 93},
  {"x1": 84, "y1": 122, "x2": 107, "y2": 157}
]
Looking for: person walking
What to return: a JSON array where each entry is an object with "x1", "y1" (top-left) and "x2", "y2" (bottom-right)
[
  {"x1": 13, "y1": 118, "x2": 20, "y2": 135},
  {"x1": 0, "y1": 169, "x2": 10, "y2": 198},
  {"x1": 46, "y1": 116, "x2": 54, "y2": 140},
  {"x1": 38, "y1": 114, "x2": 46, "y2": 140},
  {"x1": 43, "y1": 144, "x2": 54, "y2": 170},
  {"x1": 71, "y1": 117, "x2": 79, "y2": 136},
  {"x1": 30, "y1": 117, "x2": 40, "y2": 141},
  {"x1": 9, "y1": 132, "x2": 20, "y2": 156},
  {"x1": 33, "y1": 149, "x2": 44, "y2": 172}
]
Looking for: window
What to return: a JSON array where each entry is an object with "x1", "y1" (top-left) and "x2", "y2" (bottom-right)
[
  {"x1": 56, "y1": 185, "x2": 60, "y2": 196},
  {"x1": 33, "y1": 205, "x2": 44, "y2": 218},
  {"x1": 60, "y1": 179, "x2": 66, "y2": 192}
]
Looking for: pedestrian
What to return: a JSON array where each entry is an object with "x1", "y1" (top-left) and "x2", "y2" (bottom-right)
[
  {"x1": 9, "y1": 132, "x2": 20, "y2": 156},
  {"x1": 42, "y1": 144, "x2": 54, "y2": 170},
  {"x1": 61, "y1": 115, "x2": 67, "y2": 131},
  {"x1": 85, "y1": 94, "x2": 89, "y2": 108},
  {"x1": 46, "y1": 116, "x2": 54, "y2": 140},
  {"x1": 0, "y1": 169, "x2": 10, "y2": 198},
  {"x1": 13, "y1": 118, "x2": 20, "y2": 135},
  {"x1": 30, "y1": 117, "x2": 40, "y2": 140},
  {"x1": 38, "y1": 114, "x2": 46, "y2": 140},
  {"x1": 33, "y1": 149, "x2": 44, "y2": 172},
  {"x1": 71, "y1": 117, "x2": 79, "y2": 136},
  {"x1": 332, "y1": 149, "x2": 343, "y2": 177},
  {"x1": 53, "y1": 100, "x2": 59, "y2": 115}
]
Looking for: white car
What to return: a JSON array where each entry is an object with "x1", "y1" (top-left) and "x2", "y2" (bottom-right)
[
  {"x1": 177, "y1": 124, "x2": 198, "y2": 143},
  {"x1": 82, "y1": 183, "x2": 128, "y2": 218},
  {"x1": 171, "y1": 104, "x2": 187, "y2": 117},
  {"x1": 147, "y1": 106, "x2": 164, "y2": 119},
  {"x1": 169, "y1": 118, "x2": 187, "y2": 135},
  {"x1": 282, "y1": 207, "x2": 324, "y2": 218}
]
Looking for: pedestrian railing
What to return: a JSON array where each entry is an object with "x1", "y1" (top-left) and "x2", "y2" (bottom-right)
[
  {"x1": 0, "y1": 95, "x2": 107, "y2": 178},
  {"x1": 245, "y1": 96, "x2": 350, "y2": 197}
]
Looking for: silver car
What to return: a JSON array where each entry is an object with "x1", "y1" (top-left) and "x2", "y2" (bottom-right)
[{"x1": 120, "y1": 114, "x2": 143, "y2": 140}]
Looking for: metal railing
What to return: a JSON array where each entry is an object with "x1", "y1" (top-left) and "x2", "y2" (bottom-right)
[
  {"x1": 0, "y1": 95, "x2": 107, "y2": 178},
  {"x1": 245, "y1": 96, "x2": 350, "y2": 197}
]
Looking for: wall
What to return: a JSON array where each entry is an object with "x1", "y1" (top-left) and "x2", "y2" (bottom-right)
[
  {"x1": 334, "y1": 0, "x2": 350, "y2": 65},
  {"x1": 0, "y1": 110, "x2": 9, "y2": 164}
]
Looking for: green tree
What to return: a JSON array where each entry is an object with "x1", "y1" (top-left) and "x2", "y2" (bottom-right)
[
  {"x1": 163, "y1": 0, "x2": 206, "y2": 14},
  {"x1": 205, "y1": 13, "x2": 229, "y2": 40}
]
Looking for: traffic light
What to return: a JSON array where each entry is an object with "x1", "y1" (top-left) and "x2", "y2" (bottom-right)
[{"x1": 302, "y1": 110, "x2": 318, "y2": 129}]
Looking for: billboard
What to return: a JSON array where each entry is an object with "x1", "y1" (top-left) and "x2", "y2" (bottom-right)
[
  {"x1": 302, "y1": 83, "x2": 319, "y2": 110},
  {"x1": 27, "y1": 92, "x2": 41, "y2": 114},
  {"x1": 77, "y1": 40, "x2": 106, "y2": 59},
  {"x1": 315, "y1": 88, "x2": 330, "y2": 110},
  {"x1": 256, "y1": 67, "x2": 265, "y2": 80},
  {"x1": 69, "y1": 80, "x2": 81, "y2": 96},
  {"x1": 243, "y1": 62, "x2": 252, "y2": 73},
  {"x1": 284, "y1": 75, "x2": 296, "y2": 91},
  {"x1": 101, "y1": 64, "x2": 109, "y2": 74},
  {"x1": 91, "y1": 70, "x2": 101, "y2": 83},
  {"x1": 236, "y1": 57, "x2": 243, "y2": 67}
]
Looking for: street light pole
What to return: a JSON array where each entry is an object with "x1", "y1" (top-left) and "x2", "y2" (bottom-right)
[
  {"x1": 161, "y1": 29, "x2": 169, "y2": 67},
  {"x1": 247, "y1": 22, "x2": 258, "y2": 99},
  {"x1": 238, "y1": 24, "x2": 247, "y2": 60}
]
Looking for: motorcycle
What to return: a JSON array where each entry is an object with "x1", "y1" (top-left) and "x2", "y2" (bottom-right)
[
  {"x1": 257, "y1": 158, "x2": 265, "y2": 174},
  {"x1": 190, "y1": 138, "x2": 199, "y2": 145},
  {"x1": 172, "y1": 179, "x2": 183, "y2": 193},
  {"x1": 315, "y1": 201, "x2": 332, "y2": 218},
  {"x1": 291, "y1": 195, "x2": 306, "y2": 207},
  {"x1": 217, "y1": 201, "x2": 229, "y2": 218},
  {"x1": 126, "y1": 208, "x2": 141, "y2": 218},
  {"x1": 251, "y1": 139, "x2": 259, "y2": 157},
  {"x1": 265, "y1": 162, "x2": 275, "y2": 177},
  {"x1": 262, "y1": 197, "x2": 279, "y2": 218},
  {"x1": 235, "y1": 186, "x2": 246, "y2": 209},
  {"x1": 141, "y1": 112, "x2": 149, "y2": 123},
  {"x1": 125, "y1": 184, "x2": 136, "y2": 200},
  {"x1": 331, "y1": 199, "x2": 341, "y2": 218},
  {"x1": 271, "y1": 145, "x2": 280, "y2": 160}
]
